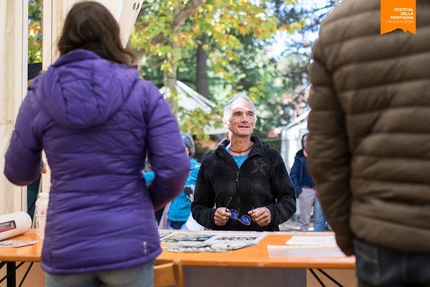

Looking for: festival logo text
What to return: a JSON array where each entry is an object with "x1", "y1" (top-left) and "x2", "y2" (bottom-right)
[{"x1": 380, "y1": 0, "x2": 416, "y2": 35}]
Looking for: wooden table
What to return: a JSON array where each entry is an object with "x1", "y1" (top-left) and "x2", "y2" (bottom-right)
[
  {"x1": 158, "y1": 232, "x2": 354, "y2": 268},
  {"x1": 157, "y1": 231, "x2": 355, "y2": 287},
  {"x1": 0, "y1": 229, "x2": 42, "y2": 287},
  {"x1": 0, "y1": 229, "x2": 356, "y2": 287}
]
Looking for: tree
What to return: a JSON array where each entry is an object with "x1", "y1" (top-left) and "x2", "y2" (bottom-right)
[
  {"x1": 26, "y1": 0, "x2": 342, "y2": 140},
  {"x1": 131, "y1": 0, "x2": 290, "y2": 136},
  {"x1": 28, "y1": 0, "x2": 42, "y2": 63},
  {"x1": 196, "y1": 34, "x2": 209, "y2": 98},
  {"x1": 272, "y1": 0, "x2": 342, "y2": 119}
]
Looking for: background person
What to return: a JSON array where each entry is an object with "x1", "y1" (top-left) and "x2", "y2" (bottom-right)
[
  {"x1": 307, "y1": 0, "x2": 430, "y2": 286},
  {"x1": 26, "y1": 161, "x2": 47, "y2": 221},
  {"x1": 313, "y1": 188, "x2": 328, "y2": 232},
  {"x1": 165, "y1": 134, "x2": 201, "y2": 230},
  {"x1": 4, "y1": 2, "x2": 189, "y2": 287},
  {"x1": 142, "y1": 160, "x2": 167, "y2": 225},
  {"x1": 192, "y1": 92, "x2": 296, "y2": 231},
  {"x1": 290, "y1": 133, "x2": 317, "y2": 232},
  {"x1": 26, "y1": 65, "x2": 47, "y2": 222}
]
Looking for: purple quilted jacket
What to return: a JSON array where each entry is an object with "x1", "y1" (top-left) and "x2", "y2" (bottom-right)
[{"x1": 4, "y1": 49, "x2": 190, "y2": 274}]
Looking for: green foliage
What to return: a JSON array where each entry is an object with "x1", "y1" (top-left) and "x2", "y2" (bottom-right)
[
  {"x1": 177, "y1": 104, "x2": 225, "y2": 139},
  {"x1": 28, "y1": 0, "x2": 42, "y2": 63},
  {"x1": 26, "y1": 0, "x2": 340, "y2": 140},
  {"x1": 132, "y1": 0, "x2": 303, "y2": 137},
  {"x1": 134, "y1": 0, "x2": 283, "y2": 72},
  {"x1": 265, "y1": 0, "x2": 343, "y2": 129}
]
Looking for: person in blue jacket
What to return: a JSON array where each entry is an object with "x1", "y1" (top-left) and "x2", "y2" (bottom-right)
[
  {"x1": 167, "y1": 134, "x2": 201, "y2": 230},
  {"x1": 290, "y1": 133, "x2": 319, "y2": 232}
]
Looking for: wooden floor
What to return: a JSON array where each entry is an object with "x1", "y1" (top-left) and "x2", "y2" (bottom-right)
[
  {"x1": 0, "y1": 264, "x2": 356, "y2": 287},
  {"x1": 307, "y1": 269, "x2": 357, "y2": 287},
  {"x1": 0, "y1": 262, "x2": 45, "y2": 287}
]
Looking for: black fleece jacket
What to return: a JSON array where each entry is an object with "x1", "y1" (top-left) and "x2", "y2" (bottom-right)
[{"x1": 191, "y1": 136, "x2": 296, "y2": 231}]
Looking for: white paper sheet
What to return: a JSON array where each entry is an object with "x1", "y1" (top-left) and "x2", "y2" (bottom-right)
[
  {"x1": 286, "y1": 235, "x2": 337, "y2": 246},
  {"x1": 267, "y1": 245, "x2": 346, "y2": 258}
]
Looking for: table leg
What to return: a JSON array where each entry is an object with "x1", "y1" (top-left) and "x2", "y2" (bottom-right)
[
  {"x1": 309, "y1": 269, "x2": 327, "y2": 287},
  {"x1": 309, "y1": 268, "x2": 344, "y2": 287},
  {"x1": 6, "y1": 262, "x2": 16, "y2": 287}
]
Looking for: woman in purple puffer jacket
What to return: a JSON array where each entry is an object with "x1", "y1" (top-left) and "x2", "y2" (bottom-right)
[{"x1": 4, "y1": 2, "x2": 189, "y2": 286}]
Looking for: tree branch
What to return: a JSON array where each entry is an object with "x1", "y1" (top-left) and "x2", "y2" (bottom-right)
[
  {"x1": 151, "y1": 33, "x2": 168, "y2": 45},
  {"x1": 172, "y1": 0, "x2": 206, "y2": 33},
  {"x1": 150, "y1": 0, "x2": 206, "y2": 45}
]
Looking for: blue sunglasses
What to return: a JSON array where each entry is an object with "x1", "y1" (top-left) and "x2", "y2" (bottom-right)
[
  {"x1": 225, "y1": 197, "x2": 252, "y2": 225},
  {"x1": 229, "y1": 209, "x2": 251, "y2": 225}
]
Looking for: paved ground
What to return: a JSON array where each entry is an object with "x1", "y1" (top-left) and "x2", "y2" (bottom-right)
[
  {"x1": 279, "y1": 217, "x2": 313, "y2": 232},
  {"x1": 279, "y1": 216, "x2": 333, "y2": 232}
]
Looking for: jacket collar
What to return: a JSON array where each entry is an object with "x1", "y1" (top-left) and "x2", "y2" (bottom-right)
[{"x1": 217, "y1": 135, "x2": 266, "y2": 159}]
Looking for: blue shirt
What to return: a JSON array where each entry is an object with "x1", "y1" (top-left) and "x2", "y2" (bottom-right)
[{"x1": 231, "y1": 154, "x2": 248, "y2": 168}]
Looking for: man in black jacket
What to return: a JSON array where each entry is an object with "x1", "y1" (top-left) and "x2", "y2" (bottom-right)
[{"x1": 192, "y1": 92, "x2": 296, "y2": 231}]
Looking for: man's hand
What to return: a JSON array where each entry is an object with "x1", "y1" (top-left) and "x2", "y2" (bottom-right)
[
  {"x1": 214, "y1": 207, "x2": 231, "y2": 226},
  {"x1": 248, "y1": 207, "x2": 271, "y2": 227}
]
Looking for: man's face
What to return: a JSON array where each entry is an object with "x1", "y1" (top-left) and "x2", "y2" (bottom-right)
[{"x1": 224, "y1": 100, "x2": 255, "y2": 136}]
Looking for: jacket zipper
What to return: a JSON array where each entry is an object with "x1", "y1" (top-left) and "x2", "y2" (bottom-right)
[{"x1": 236, "y1": 170, "x2": 241, "y2": 212}]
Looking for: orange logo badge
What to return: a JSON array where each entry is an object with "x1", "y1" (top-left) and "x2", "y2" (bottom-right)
[{"x1": 380, "y1": 0, "x2": 416, "y2": 35}]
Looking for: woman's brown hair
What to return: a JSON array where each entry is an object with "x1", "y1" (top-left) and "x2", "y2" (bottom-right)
[{"x1": 57, "y1": 1, "x2": 136, "y2": 66}]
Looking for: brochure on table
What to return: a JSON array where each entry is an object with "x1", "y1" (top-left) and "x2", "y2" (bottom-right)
[
  {"x1": 159, "y1": 230, "x2": 267, "y2": 253},
  {"x1": 267, "y1": 234, "x2": 346, "y2": 258}
]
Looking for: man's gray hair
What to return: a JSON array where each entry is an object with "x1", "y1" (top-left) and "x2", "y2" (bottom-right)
[{"x1": 222, "y1": 92, "x2": 257, "y2": 122}]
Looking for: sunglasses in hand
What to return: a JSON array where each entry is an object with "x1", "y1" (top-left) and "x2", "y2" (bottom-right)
[
  {"x1": 225, "y1": 197, "x2": 252, "y2": 226},
  {"x1": 229, "y1": 209, "x2": 251, "y2": 225}
]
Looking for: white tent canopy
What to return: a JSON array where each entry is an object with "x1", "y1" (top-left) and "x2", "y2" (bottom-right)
[
  {"x1": 0, "y1": 0, "x2": 28, "y2": 214},
  {"x1": 159, "y1": 81, "x2": 228, "y2": 135},
  {"x1": 160, "y1": 80, "x2": 216, "y2": 113}
]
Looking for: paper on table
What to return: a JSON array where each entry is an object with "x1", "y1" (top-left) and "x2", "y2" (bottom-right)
[
  {"x1": 0, "y1": 240, "x2": 37, "y2": 248},
  {"x1": 268, "y1": 235, "x2": 347, "y2": 258},
  {"x1": 286, "y1": 235, "x2": 336, "y2": 246},
  {"x1": 161, "y1": 230, "x2": 267, "y2": 252},
  {"x1": 204, "y1": 232, "x2": 267, "y2": 245},
  {"x1": 267, "y1": 245, "x2": 346, "y2": 258}
]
